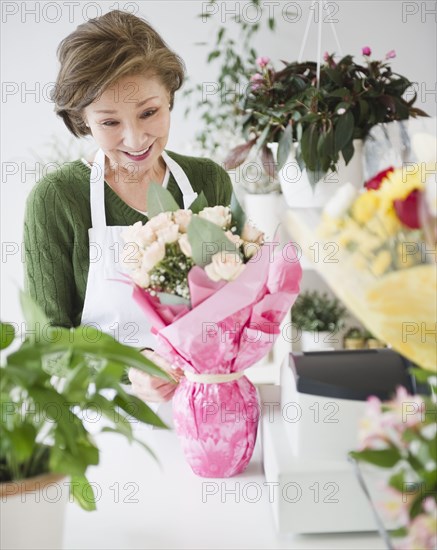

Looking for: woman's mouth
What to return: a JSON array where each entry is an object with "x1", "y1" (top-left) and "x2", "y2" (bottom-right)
[{"x1": 122, "y1": 144, "x2": 153, "y2": 161}]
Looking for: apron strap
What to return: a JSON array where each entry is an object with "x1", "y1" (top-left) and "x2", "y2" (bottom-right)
[
  {"x1": 161, "y1": 151, "x2": 198, "y2": 209},
  {"x1": 89, "y1": 149, "x2": 199, "y2": 229},
  {"x1": 89, "y1": 148, "x2": 107, "y2": 229}
]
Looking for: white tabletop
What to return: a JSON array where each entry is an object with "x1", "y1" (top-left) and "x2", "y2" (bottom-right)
[{"x1": 63, "y1": 403, "x2": 386, "y2": 550}]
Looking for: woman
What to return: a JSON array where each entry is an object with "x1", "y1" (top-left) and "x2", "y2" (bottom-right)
[{"x1": 24, "y1": 10, "x2": 233, "y2": 401}]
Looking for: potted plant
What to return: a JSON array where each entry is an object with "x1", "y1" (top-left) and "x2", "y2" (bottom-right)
[
  {"x1": 0, "y1": 293, "x2": 169, "y2": 549},
  {"x1": 362, "y1": 328, "x2": 387, "y2": 349},
  {"x1": 343, "y1": 327, "x2": 366, "y2": 350},
  {"x1": 291, "y1": 290, "x2": 347, "y2": 351},
  {"x1": 224, "y1": 48, "x2": 428, "y2": 204}
]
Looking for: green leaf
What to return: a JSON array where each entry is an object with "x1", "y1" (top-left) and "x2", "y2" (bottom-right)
[
  {"x1": 277, "y1": 123, "x2": 293, "y2": 170},
  {"x1": 207, "y1": 50, "x2": 221, "y2": 63},
  {"x1": 341, "y1": 140, "x2": 355, "y2": 165},
  {"x1": 230, "y1": 193, "x2": 246, "y2": 236},
  {"x1": 358, "y1": 100, "x2": 369, "y2": 124},
  {"x1": 217, "y1": 28, "x2": 225, "y2": 45},
  {"x1": 268, "y1": 17, "x2": 275, "y2": 30},
  {"x1": 19, "y1": 291, "x2": 50, "y2": 344},
  {"x1": 8, "y1": 326, "x2": 170, "y2": 381},
  {"x1": 4, "y1": 424, "x2": 36, "y2": 462},
  {"x1": 388, "y1": 470, "x2": 406, "y2": 492},
  {"x1": 255, "y1": 123, "x2": 272, "y2": 152},
  {"x1": 334, "y1": 111, "x2": 354, "y2": 153},
  {"x1": 147, "y1": 182, "x2": 179, "y2": 217},
  {"x1": 0, "y1": 322, "x2": 15, "y2": 350},
  {"x1": 350, "y1": 448, "x2": 401, "y2": 468},
  {"x1": 187, "y1": 217, "x2": 240, "y2": 267},
  {"x1": 189, "y1": 191, "x2": 208, "y2": 214},
  {"x1": 113, "y1": 394, "x2": 168, "y2": 429},
  {"x1": 306, "y1": 165, "x2": 325, "y2": 187},
  {"x1": 300, "y1": 124, "x2": 319, "y2": 171},
  {"x1": 69, "y1": 475, "x2": 97, "y2": 511},
  {"x1": 324, "y1": 68, "x2": 343, "y2": 86}
]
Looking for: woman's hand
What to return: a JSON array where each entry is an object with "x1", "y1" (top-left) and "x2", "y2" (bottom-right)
[{"x1": 128, "y1": 349, "x2": 184, "y2": 402}]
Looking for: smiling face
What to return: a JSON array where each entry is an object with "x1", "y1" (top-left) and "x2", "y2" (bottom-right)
[{"x1": 83, "y1": 73, "x2": 171, "y2": 177}]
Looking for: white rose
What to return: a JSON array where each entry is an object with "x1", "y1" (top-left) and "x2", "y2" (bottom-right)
[
  {"x1": 241, "y1": 223, "x2": 264, "y2": 245},
  {"x1": 141, "y1": 240, "x2": 166, "y2": 272},
  {"x1": 205, "y1": 251, "x2": 245, "y2": 282},
  {"x1": 121, "y1": 221, "x2": 155, "y2": 248},
  {"x1": 156, "y1": 223, "x2": 179, "y2": 244},
  {"x1": 225, "y1": 230, "x2": 242, "y2": 247},
  {"x1": 178, "y1": 234, "x2": 192, "y2": 257},
  {"x1": 131, "y1": 269, "x2": 150, "y2": 288},
  {"x1": 145, "y1": 212, "x2": 173, "y2": 234},
  {"x1": 199, "y1": 206, "x2": 231, "y2": 228},
  {"x1": 323, "y1": 182, "x2": 358, "y2": 219},
  {"x1": 173, "y1": 209, "x2": 192, "y2": 232}
]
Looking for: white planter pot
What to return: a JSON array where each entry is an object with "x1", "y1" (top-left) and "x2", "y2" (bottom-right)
[
  {"x1": 244, "y1": 192, "x2": 282, "y2": 242},
  {"x1": 301, "y1": 330, "x2": 338, "y2": 352},
  {"x1": 0, "y1": 473, "x2": 68, "y2": 549},
  {"x1": 279, "y1": 140, "x2": 364, "y2": 208}
]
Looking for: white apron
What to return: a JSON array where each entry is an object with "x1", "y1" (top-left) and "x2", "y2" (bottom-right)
[{"x1": 80, "y1": 148, "x2": 198, "y2": 348}]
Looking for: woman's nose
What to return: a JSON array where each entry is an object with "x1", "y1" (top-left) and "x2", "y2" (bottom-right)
[{"x1": 121, "y1": 123, "x2": 148, "y2": 150}]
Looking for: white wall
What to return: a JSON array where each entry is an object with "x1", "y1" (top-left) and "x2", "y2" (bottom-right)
[{"x1": 1, "y1": 0, "x2": 436, "y2": 323}]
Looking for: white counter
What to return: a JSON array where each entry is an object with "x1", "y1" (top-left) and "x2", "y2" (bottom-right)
[{"x1": 63, "y1": 402, "x2": 386, "y2": 550}]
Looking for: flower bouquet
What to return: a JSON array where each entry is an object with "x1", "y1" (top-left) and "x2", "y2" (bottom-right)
[
  {"x1": 120, "y1": 185, "x2": 302, "y2": 477},
  {"x1": 319, "y1": 161, "x2": 436, "y2": 372}
]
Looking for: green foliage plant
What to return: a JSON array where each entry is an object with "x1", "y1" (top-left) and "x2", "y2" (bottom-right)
[
  {"x1": 0, "y1": 293, "x2": 170, "y2": 510},
  {"x1": 292, "y1": 290, "x2": 347, "y2": 333}
]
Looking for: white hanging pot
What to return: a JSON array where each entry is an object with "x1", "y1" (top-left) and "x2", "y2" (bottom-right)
[
  {"x1": 301, "y1": 330, "x2": 337, "y2": 352},
  {"x1": 279, "y1": 140, "x2": 364, "y2": 208},
  {"x1": 244, "y1": 191, "x2": 282, "y2": 242},
  {"x1": 0, "y1": 473, "x2": 68, "y2": 550}
]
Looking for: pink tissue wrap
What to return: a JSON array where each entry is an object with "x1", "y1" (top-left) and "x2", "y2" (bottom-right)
[{"x1": 133, "y1": 244, "x2": 302, "y2": 477}]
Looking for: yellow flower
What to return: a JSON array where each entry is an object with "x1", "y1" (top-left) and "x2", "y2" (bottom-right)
[
  {"x1": 351, "y1": 191, "x2": 380, "y2": 224},
  {"x1": 379, "y1": 166, "x2": 424, "y2": 212},
  {"x1": 352, "y1": 255, "x2": 368, "y2": 271},
  {"x1": 371, "y1": 250, "x2": 392, "y2": 276}
]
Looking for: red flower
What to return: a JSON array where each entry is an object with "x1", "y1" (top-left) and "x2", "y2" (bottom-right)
[
  {"x1": 364, "y1": 166, "x2": 395, "y2": 190},
  {"x1": 393, "y1": 189, "x2": 421, "y2": 229}
]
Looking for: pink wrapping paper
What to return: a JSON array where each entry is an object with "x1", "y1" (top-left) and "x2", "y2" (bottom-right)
[{"x1": 133, "y1": 244, "x2": 302, "y2": 477}]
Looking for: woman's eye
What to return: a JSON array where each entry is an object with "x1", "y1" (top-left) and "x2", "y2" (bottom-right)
[
  {"x1": 142, "y1": 109, "x2": 157, "y2": 118},
  {"x1": 102, "y1": 121, "x2": 118, "y2": 127}
]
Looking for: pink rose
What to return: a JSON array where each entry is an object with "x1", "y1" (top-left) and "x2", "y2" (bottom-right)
[
  {"x1": 362, "y1": 46, "x2": 372, "y2": 56},
  {"x1": 323, "y1": 51, "x2": 330, "y2": 62},
  {"x1": 250, "y1": 73, "x2": 264, "y2": 90},
  {"x1": 385, "y1": 49, "x2": 396, "y2": 59},
  {"x1": 256, "y1": 56, "x2": 270, "y2": 68}
]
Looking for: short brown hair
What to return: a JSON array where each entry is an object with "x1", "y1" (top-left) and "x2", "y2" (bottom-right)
[{"x1": 51, "y1": 10, "x2": 185, "y2": 137}]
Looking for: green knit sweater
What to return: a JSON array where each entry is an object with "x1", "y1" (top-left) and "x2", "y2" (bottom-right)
[{"x1": 24, "y1": 150, "x2": 233, "y2": 328}]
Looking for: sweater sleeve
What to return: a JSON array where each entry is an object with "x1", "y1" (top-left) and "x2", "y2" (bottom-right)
[{"x1": 23, "y1": 176, "x2": 76, "y2": 328}]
